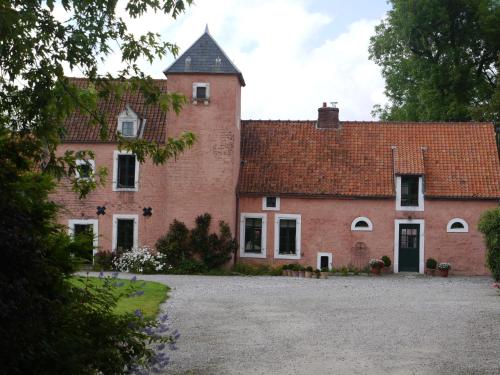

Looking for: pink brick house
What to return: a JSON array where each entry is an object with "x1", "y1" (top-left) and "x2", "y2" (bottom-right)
[{"x1": 58, "y1": 29, "x2": 500, "y2": 275}]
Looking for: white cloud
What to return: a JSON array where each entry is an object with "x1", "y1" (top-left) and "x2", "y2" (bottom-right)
[{"x1": 61, "y1": 0, "x2": 387, "y2": 120}]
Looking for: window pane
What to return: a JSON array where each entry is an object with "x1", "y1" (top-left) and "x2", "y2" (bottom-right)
[
  {"x1": 401, "y1": 176, "x2": 419, "y2": 206},
  {"x1": 121, "y1": 121, "x2": 134, "y2": 136},
  {"x1": 266, "y1": 197, "x2": 276, "y2": 208},
  {"x1": 244, "y1": 218, "x2": 262, "y2": 253},
  {"x1": 78, "y1": 162, "x2": 92, "y2": 178},
  {"x1": 450, "y1": 221, "x2": 464, "y2": 229},
  {"x1": 196, "y1": 86, "x2": 207, "y2": 99},
  {"x1": 117, "y1": 155, "x2": 136, "y2": 188},
  {"x1": 355, "y1": 220, "x2": 368, "y2": 228},
  {"x1": 117, "y1": 219, "x2": 134, "y2": 252},
  {"x1": 279, "y1": 219, "x2": 296, "y2": 254}
]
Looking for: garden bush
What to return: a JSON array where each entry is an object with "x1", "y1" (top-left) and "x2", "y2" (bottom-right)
[
  {"x1": 93, "y1": 250, "x2": 115, "y2": 271},
  {"x1": 156, "y1": 213, "x2": 237, "y2": 272},
  {"x1": 381, "y1": 255, "x2": 391, "y2": 267},
  {"x1": 478, "y1": 208, "x2": 500, "y2": 281}
]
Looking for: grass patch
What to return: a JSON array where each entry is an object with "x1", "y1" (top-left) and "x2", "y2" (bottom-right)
[{"x1": 70, "y1": 276, "x2": 169, "y2": 319}]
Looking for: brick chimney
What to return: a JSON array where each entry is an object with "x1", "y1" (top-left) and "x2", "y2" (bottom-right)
[{"x1": 317, "y1": 102, "x2": 340, "y2": 129}]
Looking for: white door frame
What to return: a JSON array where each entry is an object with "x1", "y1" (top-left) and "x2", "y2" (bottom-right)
[
  {"x1": 317, "y1": 252, "x2": 333, "y2": 271},
  {"x1": 394, "y1": 219, "x2": 425, "y2": 274}
]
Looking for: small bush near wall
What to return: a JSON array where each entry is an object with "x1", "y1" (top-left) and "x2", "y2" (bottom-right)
[
  {"x1": 113, "y1": 247, "x2": 169, "y2": 274},
  {"x1": 94, "y1": 251, "x2": 115, "y2": 271},
  {"x1": 156, "y1": 213, "x2": 237, "y2": 273},
  {"x1": 478, "y1": 208, "x2": 500, "y2": 281}
]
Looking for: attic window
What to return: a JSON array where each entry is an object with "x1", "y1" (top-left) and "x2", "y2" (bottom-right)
[
  {"x1": 262, "y1": 196, "x2": 280, "y2": 211},
  {"x1": 117, "y1": 107, "x2": 139, "y2": 137},
  {"x1": 193, "y1": 82, "x2": 210, "y2": 104}
]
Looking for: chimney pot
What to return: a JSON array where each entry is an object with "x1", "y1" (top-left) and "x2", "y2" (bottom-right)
[{"x1": 322, "y1": 102, "x2": 327, "y2": 108}]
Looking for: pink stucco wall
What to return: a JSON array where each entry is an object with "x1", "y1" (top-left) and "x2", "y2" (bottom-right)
[
  {"x1": 238, "y1": 196, "x2": 497, "y2": 275},
  {"x1": 56, "y1": 73, "x2": 242, "y2": 251}
]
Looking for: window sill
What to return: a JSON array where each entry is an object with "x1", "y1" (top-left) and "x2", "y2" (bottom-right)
[
  {"x1": 396, "y1": 205, "x2": 424, "y2": 212},
  {"x1": 274, "y1": 252, "x2": 300, "y2": 260},
  {"x1": 113, "y1": 187, "x2": 139, "y2": 192},
  {"x1": 240, "y1": 252, "x2": 266, "y2": 259},
  {"x1": 192, "y1": 98, "x2": 210, "y2": 106}
]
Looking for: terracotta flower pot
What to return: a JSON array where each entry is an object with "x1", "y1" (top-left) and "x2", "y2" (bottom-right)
[
  {"x1": 371, "y1": 267, "x2": 382, "y2": 275},
  {"x1": 439, "y1": 269, "x2": 449, "y2": 277},
  {"x1": 304, "y1": 271, "x2": 312, "y2": 278},
  {"x1": 286, "y1": 270, "x2": 292, "y2": 276},
  {"x1": 282, "y1": 270, "x2": 288, "y2": 276},
  {"x1": 425, "y1": 268, "x2": 436, "y2": 276},
  {"x1": 298, "y1": 270, "x2": 305, "y2": 277},
  {"x1": 292, "y1": 270, "x2": 299, "y2": 277},
  {"x1": 320, "y1": 271, "x2": 329, "y2": 279}
]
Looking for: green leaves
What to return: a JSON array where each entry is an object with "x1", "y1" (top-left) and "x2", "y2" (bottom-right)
[{"x1": 370, "y1": 0, "x2": 499, "y2": 123}]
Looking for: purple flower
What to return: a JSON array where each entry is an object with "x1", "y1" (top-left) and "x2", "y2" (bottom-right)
[
  {"x1": 131, "y1": 275, "x2": 137, "y2": 282},
  {"x1": 134, "y1": 309, "x2": 142, "y2": 318},
  {"x1": 98, "y1": 271, "x2": 104, "y2": 278}
]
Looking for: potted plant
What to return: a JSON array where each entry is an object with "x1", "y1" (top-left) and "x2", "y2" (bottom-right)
[
  {"x1": 298, "y1": 265, "x2": 306, "y2": 278},
  {"x1": 320, "y1": 267, "x2": 329, "y2": 279},
  {"x1": 314, "y1": 269, "x2": 320, "y2": 279},
  {"x1": 381, "y1": 255, "x2": 392, "y2": 273},
  {"x1": 425, "y1": 258, "x2": 437, "y2": 276},
  {"x1": 369, "y1": 259, "x2": 384, "y2": 275},
  {"x1": 305, "y1": 266, "x2": 313, "y2": 278},
  {"x1": 286, "y1": 264, "x2": 293, "y2": 276},
  {"x1": 291, "y1": 264, "x2": 299, "y2": 277},
  {"x1": 282, "y1": 264, "x2": 289, "y2": 276},
  {"x1": 438, "y1": 262, "x2": 451, "y2": 277}
]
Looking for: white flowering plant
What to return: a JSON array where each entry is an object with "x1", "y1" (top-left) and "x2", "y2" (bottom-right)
[
  {"x1": 113, "y1": 247, "x2": 170, "y2": 274},
  {"x1": 369, "y1": 259, "x2": 385, "y2": 269},
  {"x1": 437, "y1": 262, "x2": 451, "y2": 271}
]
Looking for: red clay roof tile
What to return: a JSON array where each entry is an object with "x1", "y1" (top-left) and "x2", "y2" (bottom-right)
[{"x1": 240, "y1": 121, "x2": 500, "y2": 199}]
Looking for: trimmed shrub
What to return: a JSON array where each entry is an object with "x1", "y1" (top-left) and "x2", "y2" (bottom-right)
[
  {"x1": 426, "y1": 257, "x2": 437, "y2": 270},
  {"x1": 155, "y1": 220, "x2": 190, "y2": 268},
  {"x1": 478, "y1": 208, "x2": 500, "y2": 281},
  {"x1": 381, "y1": 255, "x2": 391, "y2": 267}
]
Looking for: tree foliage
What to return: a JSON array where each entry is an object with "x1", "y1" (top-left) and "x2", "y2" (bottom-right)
[
  {"x1": 1, "y1": 0, "x2": 194, "y2": 373},
  {"x1": 478, "y1": 208, "x2": 500, "y2": 281},
  {"x1": 369, "y1": 0, "x2": 500, "y2": 122}
]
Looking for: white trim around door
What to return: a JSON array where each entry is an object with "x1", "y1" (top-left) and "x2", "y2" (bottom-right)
[
  {"x1": 317, "y1": 252, "x2": 333, "y2": 271},
  {"x1": 112, "y1": 214, "x2": 139, "y2": 251},
  {"x1": 68, "y1": 219, "x2": 99, "y2": 254},
  {"x1": 394, "y1": 219, "x2": 425, "y2": 274}
]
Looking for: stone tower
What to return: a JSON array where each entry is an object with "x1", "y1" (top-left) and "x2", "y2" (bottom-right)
[{"x1": 162, "y1": 27, "x2": 245, "y2": 234}]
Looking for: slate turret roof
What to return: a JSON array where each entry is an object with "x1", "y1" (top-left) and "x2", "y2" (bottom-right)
[{"x1": 164, "y1": 26, "x2": 245, "y2": 86}]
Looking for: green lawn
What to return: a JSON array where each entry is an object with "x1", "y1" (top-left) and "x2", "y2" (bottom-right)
[{"x1": 70, "y1": 276, "x2": 169, "y2": 319}]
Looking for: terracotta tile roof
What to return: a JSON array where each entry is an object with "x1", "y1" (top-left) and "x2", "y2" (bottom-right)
[
  {"x1": 393, "y1": 146, "x2": 425, "y2": 175},
  {"x1": 62, "y1": 77, "x2": 167, "y2": 143},
  {"x1": 240, "y1": 121, "x2": 500, "y2": 199}
]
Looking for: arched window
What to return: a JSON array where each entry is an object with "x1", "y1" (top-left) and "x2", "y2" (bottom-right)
[
  {"x1": 351, "y1": 217, "x2": 373, "y2": 231},
  {"x1": 446, "y1": 218, "x2": 468, "y2": 233}
]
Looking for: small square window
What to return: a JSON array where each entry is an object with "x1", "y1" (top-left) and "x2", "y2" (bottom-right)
[
  {"x1": 262, "y1": 196, "x2": 280, "y2": 211},
  {"x1": 121, "y1": 121, "x2": 135, "y2": 137},
  {"x1": 192, "y1": 83, "x2": 210, "y2": 103}
]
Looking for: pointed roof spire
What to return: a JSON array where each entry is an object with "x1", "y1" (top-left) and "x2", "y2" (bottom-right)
[{"x1": 163, "y1": 27, "x2": 245, "y2": 86}]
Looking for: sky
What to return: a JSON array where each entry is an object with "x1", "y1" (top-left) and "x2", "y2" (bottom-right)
[{"x1": 65, "y1": 0, "x2": 392, "y2": 120}]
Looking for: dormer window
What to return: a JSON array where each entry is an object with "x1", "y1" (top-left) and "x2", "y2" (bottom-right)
[
  {"x1": 117, "y1": 106, "x2": 139, "y2": 137},
  {"x1": 262, "y1": 196, "x2": 280, "y2": 211},
  {"x1": 193, "y1": 82, "x2": 210, "y2": 105},
  {"x1": 396, "y1": 175, "x2": 424, "y2": 211}
]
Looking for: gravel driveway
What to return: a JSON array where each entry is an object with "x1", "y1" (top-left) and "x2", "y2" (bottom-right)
[{"x1": 124, "y1": 274, "x2": 499, "y2": 375}]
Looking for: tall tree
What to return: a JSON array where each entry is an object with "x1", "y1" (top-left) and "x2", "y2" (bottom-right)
[
  {"x1": 369, "y1": 0, "x2": 500, "y2": 123},
  {"x1": 0, "y1": 1, "x2": 194, "y2": 373}
]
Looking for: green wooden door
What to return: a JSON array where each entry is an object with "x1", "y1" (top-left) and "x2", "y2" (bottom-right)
[{"x1": 398, "y1": 224, "x2": 419, "y2": 272}]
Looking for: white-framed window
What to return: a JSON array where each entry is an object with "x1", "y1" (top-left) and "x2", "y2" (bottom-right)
[
  {"x1": 239, "y1": 213, "x2": 267, "y2": 259},
  {"x1": 351, "y1": 217, "x2": 373, "y2": 231},
  {"x1": 117, "y1": 107, "x2": 139, "y2": 137},
  {"x1": 68, "y1": 219, "x2": 99, "y2": 255},
  {"x1": 274, "y1": 214, "x2": 301, "y2": 260},
  {"x1": 396, "y1": 175, "x2": 424, "y2": 211},
  {"x1": 446, "y1": 218, "x2": 469, "y2": 233},
  {"x1": 262, "y1": 196, "x2": 280, "y2": 211},
  {"x1": 112, "y1": 214, "x2": 138, "y2": 252},
  {"x1": 75, "y1": 159, "x2": 95, "y2": 180},
  {"x1": 112, "y1": 150, "x2": 139, "y2": 191},
  {"x1": 192, "y1": 82, "x2": 210, "y2": 104}
]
